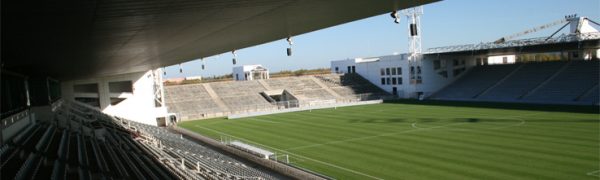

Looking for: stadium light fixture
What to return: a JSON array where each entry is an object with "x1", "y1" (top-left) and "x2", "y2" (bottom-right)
[
  {"x1": 201, "y1": 58, "x2": 205, "y2": 70},
  {"x1": 232, "y1": 50, "x2": 237, "y2": 65},
  {"x1": 286, "y1": 37, "x2": 293, "y2": 56},
  {"x1": 390, "y1": 10, "x2": 400, "y2": 24}
]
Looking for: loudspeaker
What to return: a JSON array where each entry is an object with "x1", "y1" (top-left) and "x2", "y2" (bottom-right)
[
  {"x1": 410, "y1": 23, "x2": 418, "y2": 36},
  {"x1": 287, "y1": 48, "x2": 292, "y2": 56}
]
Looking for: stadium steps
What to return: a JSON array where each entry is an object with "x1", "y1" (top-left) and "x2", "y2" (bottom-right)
[
  {"x1": 309, "y1": 76, "x2": 344, "y2": 99},
  {"x1": 257, "y1": 79, "x2": 273, "y2": 90},
  {"x1": 577, "y1": 84, "x2": 599, "y2": 104},
  {"x1": 523, "y1": 61, "x2": 599, "y2": 103},
  {"x1": 477, "y1": 61, "x2": 566, "y2": 101},
  {"x1": 202, "y1": 83, "x2": 231, "y2": 112},
  {"x1": 475, "y1": 63, "x2": 525, "y2": 99},
  {"x1": 431, "y1": 64, "x2": 519, "y2": 100},
  {"x1": 519, "y1": 61, "x2": 572, "y2": 99}
]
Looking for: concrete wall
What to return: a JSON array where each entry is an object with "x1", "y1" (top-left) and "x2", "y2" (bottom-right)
[
  {"x1": 62, "y1": 70, "x2": 168, "y2": 126},
  {"x1": 228, "y1": 100, "x2": 383, "y2": 119}
]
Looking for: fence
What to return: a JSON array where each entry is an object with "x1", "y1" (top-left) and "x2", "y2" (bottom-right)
[{"x1": 177, "y1": 93, "x2": 397, "y2": 121}]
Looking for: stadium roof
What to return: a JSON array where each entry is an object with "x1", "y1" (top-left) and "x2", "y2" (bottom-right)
[
  {"x1": 2, "y1": 0, "x2": 438, "y2": 80},
  {"x1": 424, "y1": 33, "x2": 600, "y2": 55}
]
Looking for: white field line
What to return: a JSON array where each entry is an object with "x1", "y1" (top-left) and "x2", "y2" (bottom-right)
[
  {"x1": 193, "y1": 125, "x2": 384, "y2": 180},
  {"x1": 289, "y1": 112, "x2": 544, "y2": 151},
  {"x1": 587, "y1": 170, "x2": 600, "y2": 177},
  {"x1": 285, "y1": 122, "x2": 468, "y2": 151}
]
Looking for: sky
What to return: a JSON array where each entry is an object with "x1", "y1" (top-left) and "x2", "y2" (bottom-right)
[{"x1": 164, "y1": 0, "x2": 600, "y2": 79}]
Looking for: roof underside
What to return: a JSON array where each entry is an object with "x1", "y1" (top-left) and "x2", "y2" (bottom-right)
[{"x1": 2, "y1": 0, "x2": 438, "y2": 80}]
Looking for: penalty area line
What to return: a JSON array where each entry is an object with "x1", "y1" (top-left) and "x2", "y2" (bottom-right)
[{"x1": 193, "y1": 125, "x2": 384, "y2": 180}]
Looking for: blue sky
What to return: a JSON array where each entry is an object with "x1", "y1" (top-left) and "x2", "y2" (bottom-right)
[{"x1": 164, "y1": 0, "x2": 600, "y2": 78}]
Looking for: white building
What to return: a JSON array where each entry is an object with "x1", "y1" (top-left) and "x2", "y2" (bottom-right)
[
  {"x1": 61, "y1": 69, "x2": 174, "y2": 126},
  {"x1": 233, "y1": 64, "x2": 270, "y2": 81},
  {"x1": 331, "y1": 54, "x2": 482, "y2": 99}
]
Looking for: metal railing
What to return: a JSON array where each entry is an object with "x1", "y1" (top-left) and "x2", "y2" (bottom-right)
[{"x1": 179, "y1": 93, "x2": 397, "y2": 120}]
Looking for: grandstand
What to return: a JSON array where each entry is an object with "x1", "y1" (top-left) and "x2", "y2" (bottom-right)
[
  {"x1": 2, "y1": 0, "x2": 599, "y2": 179},
  {"x1": 431, "y1": 60, "x2": 599, "y2": 105},
  {"x1": 0, "y1": 100, "x2": 281, "y2": 179},
  {"x1": 165, "y1": 74, "x2": 391, "y2": 121}
]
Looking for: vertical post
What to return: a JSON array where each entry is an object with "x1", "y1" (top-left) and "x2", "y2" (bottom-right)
[
  {"x1": 196, "y1": 161, "x2": 201, "y2": 173},
  {"x1": 181, "y1": 158, "x2": 185, "y2": 169},
  {"x1": 286, "y1": 155, "x2": 289, "y2": 164}
]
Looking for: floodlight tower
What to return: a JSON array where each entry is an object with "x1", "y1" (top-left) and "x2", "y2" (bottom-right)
[
  {"x1": 402, "y1": 6, "x2": 423, "y2": 58},
  {"x1": 402, "y1": 6, "x2": 423, "y2": 88}
]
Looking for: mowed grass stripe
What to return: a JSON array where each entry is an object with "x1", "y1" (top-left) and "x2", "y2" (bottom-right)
[
  {"x1": 179, "y1": 102, "x2": 599, "y2": 179},
  {"x1": 408, "y1": 131, "x2": 596, "y2": 171},
  {"x1": 393, "y1": 133, "x2": 564, "y2": 179},
  {"x1": 314, "y1": 133, "x2": 528, "y2": 180},
  {"x1": 297, "y1": 124, "x2": 587, "y2": 179}
]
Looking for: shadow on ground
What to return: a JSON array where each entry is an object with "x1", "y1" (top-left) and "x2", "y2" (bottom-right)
[{"x1": 384, "y1": 99, "x2": 600, "y2": 114}]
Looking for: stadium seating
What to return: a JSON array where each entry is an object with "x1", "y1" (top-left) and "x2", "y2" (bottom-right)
[
  {"x1": 165, "y1": 74, "x2": 391, "y2": 120},
  {"x1": 164, "y1": 84, "x2": 225, "y2": 119},
  {"x1": 432, "y1": 64, "x2": 519, "y2": 100},
  {"x1": 478, "y1": 61, "x2": 566, "y2": 101},
  {"x1": 0, "y1": 100, "x2": 276, "y2": 179},
  {"x1": 315, "y1": 73, "x2": 390, "y2": 99},
  {"x1": 524, "y1": 61, "x2": 600, "y2": 104},
  {"x1": 431, "y1": 61, "x2": 600, "y2": 105},
  {"x1": 578, "y1": 85, "x2": 599, "y2": 104},
  {"x1": 210, "y1": 81, "x2": 275, "y2": 111}
]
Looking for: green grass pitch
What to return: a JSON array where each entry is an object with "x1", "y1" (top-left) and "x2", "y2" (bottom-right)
[{"x1": 178, "y1": 101, "x2": 600, "y2": 179}]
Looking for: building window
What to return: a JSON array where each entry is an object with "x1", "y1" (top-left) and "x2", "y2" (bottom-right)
[
  {"x1": 351, "y1": 66, "x2": 356, "y2": 73},
  {"x1": 236, "y1": 74, "x2": 239, "y2": 80},
  {"x1": 380, "y1": 68, "x2": 385, "y2": 76},
  {"x1": 386, "y1": 68, "x2": 390, "y2": 75},
  {"x1": 438, "y1": 71, "x2": 448, "y2": 78},
  {"x1": 398, "y1": 77, "x2": 403, "y2": 85},
  {"x1": 386, "y1": 78, "x2": 391, "y2": 85},
  {"x1": 392, "y1": 78, "x2": 397, "y2": 85},
  {"x1": 397, "y1": 67, "x2": 402, "y2": 75},
  {"x1": 410, "y1": 66, "x2": 415, "y2": 74},
  {"x1": 391, "y1": 68, "x2": 396, "y2": 75},
  {"x1": 381, "y1": 78, "x2": 385, "y2": 85},
  {"x1": 335, "y1": 67, "x2": 339, "y2": 73},
  {"x1": 434, "y1": 60, "x2": 441, "y2": 70},
  {"x1": 417, "y1": 66, "x2": 421, "y2": 74}
]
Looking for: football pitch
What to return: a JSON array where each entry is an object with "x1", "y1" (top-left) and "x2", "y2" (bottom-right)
[{"x1": 179, "y1": 101, "x2": 600, "y2": 179}]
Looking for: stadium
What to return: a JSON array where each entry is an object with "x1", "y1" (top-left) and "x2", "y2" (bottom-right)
[{"x1": 1, "y1": 0, "x2": 599, "y2": 179}]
